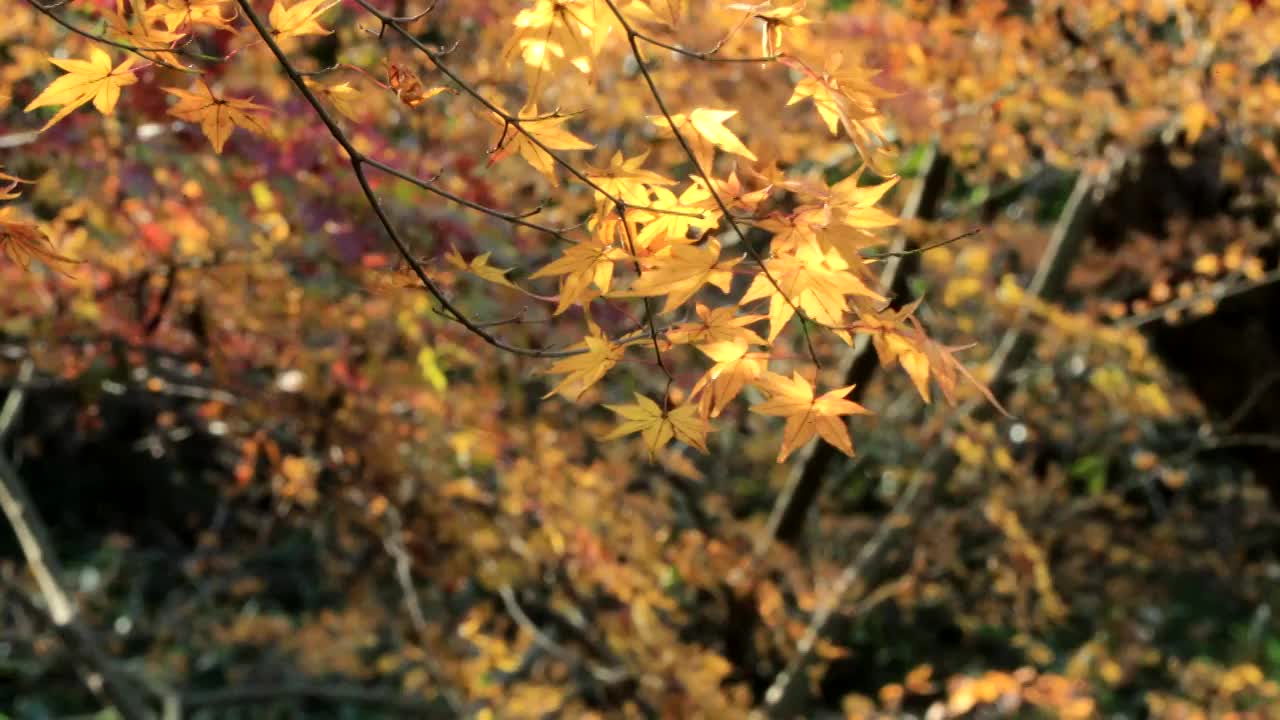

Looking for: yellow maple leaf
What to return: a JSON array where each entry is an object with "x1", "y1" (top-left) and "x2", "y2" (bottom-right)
[
  {"x1": 488, "y1": 105, "x2": 594, "y2": 186},
  {"x1": 651, "y1": 109, "x2": 758, "y2": 169},
  {"x1": 146, "y1": 0, "x2": 237, "y2": 31},
  {"x1": 529, "y1": 236, "x2": 626, "y2": 315},
  {"x1": 784, "y1": 53, "x2": 896, "y2": 175},
  {"x1": 690, "y1": 340, "x2": 768, "y2": 418},
  {"x1": 104, "y1": 0, "x2": 187, "y2": 68},
  {"x1": 740, "y1": 243, "x2": 884, "y2": 341},
  {"x1": 24, "y1": 48, "x2": 137, "y2": 132},
  {"x1": 584, "y1": 150, "x2": 675, "y2": 205},
  {"x1": 542, "y1": 333, "x2": 625, "y2": 400},
  {"x1": 444, "y1": 247, "x2": 518, "y2": 290},
  {"x1": 269, "y1": 0, "x2": 338, "y2": 39},
  {"x1": 750, "y1": 371, "x2": 872, "y2": 462},
  {"x1": 732, "y1": 0, "x2": 811, "y2": 56},
  {"x1": 305, "y1": 79, "x2": 363, "y2": 121},
  {"x1": 630, "y1": 183, "x2": 719, "y2": 251},
  {"x1": 604, "y1": 394, "x2": 709, "y2": 456},
  {"x1": 665, "y1": 303, "x2": 767, "y2": 346},
  {"x1": 613, "y1": 238, "x2": 740, "y2": 313},
  {"x1": 163, "y1": 84, "x2": 270, "y2": 153}
]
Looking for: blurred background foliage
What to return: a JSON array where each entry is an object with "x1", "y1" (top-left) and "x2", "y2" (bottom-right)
[{"x1": 2, "y1": 0, "x2": 1280, "y2": 718}]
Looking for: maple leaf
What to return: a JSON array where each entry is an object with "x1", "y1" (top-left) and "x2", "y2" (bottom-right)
[
  {"x1": 305, "y1": 79, "x2": 363, "y2": 121},
  {"x1": 386, "y1": 62, "x2": 451, "y2": 109},
  {"x1": 652, "y1": 109, "x2": 758, "y2": 170},
  {"x1": 740, "y1": 243, "x2": 884, "y2": 341},
  {"x1": 103, "y1": 1, "x2": 187, "y2": 68},
  {"x1": 269, "y1": 0, "x2": 339, "y2": 39},
  {"x1": 504, "y1": 0, "x2": 610, "y2": 88},
  {"x1": 782, "y1": 171, "x2": 899, "y2": 262},
  {"x1": 445, "y1": 247, "x2": 520, "y2": 290},
  {"x1": 732, "y1": 0, "x2": 811, "y2": 56},
  {"x1": 631, "y1": 184, "x2": 718, "y2": 251},
  {"x1": 146, "y1": 0, "x2": 237, "y2": 31},
  {"x1": 690, "y1": 340, "x2": 768, "y2": 418},
  {"x1": 0, "y1": 211, "x2": 80, "y2": 275},
  {"x1": 542, "y1": 333, "x2": 626, "y2": 400},
  {"x1": 750, "y1": 371, "x2": 871, "y2": 462},
  {"x1": 613, "y1": 238, "x2": 740, "y2": 313},
  {"x1": 529, "y1": 236, "x2": 626, "y2": 315},
  {"x1": 848, "y1": 307, "x2": 1008, "y2": 416},
  {"x1": 754, "y1": 212, "x2": 821, "y2": 254},
  {"x1": 488, "y1": 105, "x2": 594, "y2": 186},
  {"x1": 665, "y1": 303, "x2": 767, "y2": 346},
  {"x1": 604, "y1": 394, "x2": 709, "y2": 456},
  {"x1": 24, "y1": 48, "x2": 138, "y2": 132},
  {"x1": 584, "y1": 150, "x2": 675, "y2": 205},
  {"x1": 623, "y1": 0, "x2": 686, "y2": 28},
  {"x1": 163, "y1": 84, "x2": 270, "y2": 153},
  {"x1": 711, "y1": 170, "x2": 772, "y2": 215},
  {"x1": 784, "y1": 53, "x2": 896, "y2": 175}
]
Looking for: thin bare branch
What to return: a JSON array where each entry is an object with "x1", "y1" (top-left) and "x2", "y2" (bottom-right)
[{"x1": 382, "y1": 508, "x2": 466, "y2": 715}]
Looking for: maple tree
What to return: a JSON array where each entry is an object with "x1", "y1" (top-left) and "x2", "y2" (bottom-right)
[{"x1": 2, "y1": 0, "x2": 1279, "y2": 718}]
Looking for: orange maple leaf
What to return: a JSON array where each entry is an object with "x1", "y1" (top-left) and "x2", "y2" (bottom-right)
[
  {"x1": 163, "y1": 84, "x2": 270, "y2": 153},
  {"x1": 0, "y1": 212, "x2": 80, "y2": 275},
  {"x1": 24, "y1": 48, "x2": 137, "y2": 132},
  {"x1": 386, "y1": 62, "x2": 452, "y2": 109},
  {"x1": 750, "y1": 371, "x2": 872, "y2": 463}
]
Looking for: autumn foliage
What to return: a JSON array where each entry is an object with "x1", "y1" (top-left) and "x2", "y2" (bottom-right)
[{"x1": 2, "y1": 0, "x2": 1280, "y2": 718}]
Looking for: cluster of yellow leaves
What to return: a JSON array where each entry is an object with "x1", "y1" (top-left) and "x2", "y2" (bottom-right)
[{"x1": 14, "y1": 0, "x2": 999, "y2": 469}]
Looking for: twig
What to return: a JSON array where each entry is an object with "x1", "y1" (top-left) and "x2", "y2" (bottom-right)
[
  {"x1": 381, "y1": 508, "x2": 466, "y2": 715},
  {"x1": 497, "y1": 584, "x2": 629, "y2": 686},
  {"x1": 1118, "y1": 266, "x2": 1280, "y2": 330}
]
